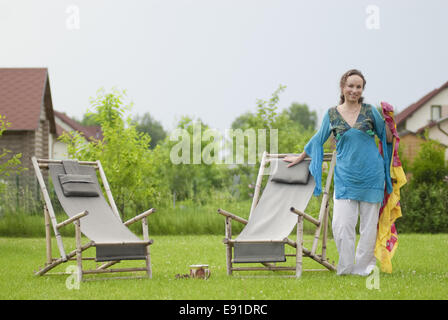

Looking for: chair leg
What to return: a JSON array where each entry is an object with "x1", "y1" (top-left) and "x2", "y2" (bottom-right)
[
  {"x1": 321, "y1": 202, "x2": 330, "y2": 262},
  {"x1": 296, "y1": 215, "x2": 303, "y2": 278},
  {"x1": 225, "y1": 217, "x2": 232, "y2": 275},
  {"x1": 142, "y1": 217, "x2": 152, "y2": 279},
  {"x1": 75, "y1": 220, "x2": 83, "y2": 282},
  {"x1": 145, "y1": 249, "x2": 152, "y2": 279},
  {"x1": 44, "y1": 205, "x2": 52, "y2": 266}
]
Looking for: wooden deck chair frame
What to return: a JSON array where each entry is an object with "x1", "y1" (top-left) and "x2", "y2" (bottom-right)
[
  {"x1": 32, "y1": 157, "x2": 156, "y2": 282},
  {"x1": 218, "y1": 151, "x2": 337, "y2": 277}
]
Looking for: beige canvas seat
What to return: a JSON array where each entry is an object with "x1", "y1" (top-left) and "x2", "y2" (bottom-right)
[
  {"x1": 32, "y1": 157, "x2": 156, "y2": 281},
  {"x1": 218, "y1": 151, "x2": 337, "y2": 277}
]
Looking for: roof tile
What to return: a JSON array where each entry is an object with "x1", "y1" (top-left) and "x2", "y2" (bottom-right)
[{"x1": 0, "y1": 68, "x2": 48, "y2": 130}]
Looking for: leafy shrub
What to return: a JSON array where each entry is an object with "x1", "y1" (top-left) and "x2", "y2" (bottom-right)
[
  {"x1": 398, "y1": 137, "x2": 448, "y2": 233},
  {"x1": 0, "y1": 114, "x2": 25, "y2": 183},
  {"x1": 410, "y1": 137, "x2": 448, "y2": 185},
  {"x1": 399, "y1": 182, "x2": 448, "y2": 233}
]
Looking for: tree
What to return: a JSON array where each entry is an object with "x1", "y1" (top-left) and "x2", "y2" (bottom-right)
[
  {"x1": 133, "y1": 112, "x2": 167, "y2": 149},
  {"x1": 228, "y1": 85, "x2": 316, "y2": 199},
  {"x1": 59, "y1": 88, "x2": 167, "y2": 220},
  {"x1": 231, "y1": 85, "x2": 315, "y2": 157},
  {"x1": 282, "y1": 102, "x2": 317, "y2": 131},
  {"x1": 80, "y1": 113, "x2": 101, "y2": 126},
  {"x1": 231, "y1": 111, "x2": 255, "y2": 130},
  {"x1": 155, "y1": 116, "x2": 229, "y2": 203}
]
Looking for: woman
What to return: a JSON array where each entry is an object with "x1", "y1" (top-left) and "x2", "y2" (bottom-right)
[{"x1": 284, "y1": 69, "x2": 393, "y2": 276}]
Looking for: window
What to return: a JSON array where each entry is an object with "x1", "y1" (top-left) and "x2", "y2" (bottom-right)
[{"x1": 431, "y1": 105, "x2": 441, "y2": 121}]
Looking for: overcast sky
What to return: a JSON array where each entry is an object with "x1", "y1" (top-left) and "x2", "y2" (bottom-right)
[{"x1": 1, "y1": 0, "x2": 447, "y2": 131}]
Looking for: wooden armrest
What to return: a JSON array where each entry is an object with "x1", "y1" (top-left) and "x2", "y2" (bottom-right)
[
  {"x1": 94, "y1": 240, "x2": 153, "y2": 246},
  {"x1": 124, "y1": 208, "x2": 156, "y2": 226},
  {"x1": 266, "y1": 153, "x2": 333, "y2": 161},
  {"x1": 290, "y1": 207, "x2": 320, "y2": 226},
  {"x1": 225, "y1": 239, "x2": 287, "y2": 244},
  {"x1": 217, "y1": 209, "x2": 248, "y2": 225},
  {"x1": 56, "y1": 210, "x2": 89, "y2": 229}
]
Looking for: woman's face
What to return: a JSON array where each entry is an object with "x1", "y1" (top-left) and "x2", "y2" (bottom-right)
[{"x1": 342, "y1": 75, "x2": 364, "y2": 104}]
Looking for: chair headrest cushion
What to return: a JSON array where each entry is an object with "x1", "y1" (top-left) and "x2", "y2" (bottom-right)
[
  {"x1": 270, "y1": 159, "x2": 311, "y2": 184},
  {"x1": 58, "y1": 174, "x2": 100, "y2": 197}
]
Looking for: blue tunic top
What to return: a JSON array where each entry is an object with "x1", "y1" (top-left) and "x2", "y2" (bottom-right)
[{"x1": 304, "y1": 103, "x2": 392, "y2": 203}]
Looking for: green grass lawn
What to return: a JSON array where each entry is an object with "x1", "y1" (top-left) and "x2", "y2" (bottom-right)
[{"x1": 1, "y1": 234, "x2": 447, "y2": 300}]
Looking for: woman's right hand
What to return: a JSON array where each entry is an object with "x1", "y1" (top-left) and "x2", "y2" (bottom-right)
[{"x1": 283, "y1": 152, "x2": 306, "y2": 167}]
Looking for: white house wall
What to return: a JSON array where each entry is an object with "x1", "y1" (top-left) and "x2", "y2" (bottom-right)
[
  {"x1": 405, "y1": 87, "x2": 448, "y2": 132},
  {"x1": 53, "y1": 140, "x2": 69, "y2": 160},
  {"x1": 53, "y1": 115, "x2": 91, "y2": 159},
  {"x1": 428, "y1": 119, "x2": 448, "y2": 160}
]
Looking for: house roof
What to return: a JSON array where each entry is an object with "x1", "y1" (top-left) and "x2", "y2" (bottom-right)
[
  {"x1": 396, "y1": 80, "x2": 448, "y2": 125},
  {"x1": 54, "y1": 110, "x2": 103, "y2": 141},
  {"x1": 0, "y1": 68, "x2": 56, "y2": 133}
]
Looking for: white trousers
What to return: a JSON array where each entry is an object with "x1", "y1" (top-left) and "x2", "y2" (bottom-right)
[{"x1": 332, "y1": 196, "x2": 380, "y2": 276}]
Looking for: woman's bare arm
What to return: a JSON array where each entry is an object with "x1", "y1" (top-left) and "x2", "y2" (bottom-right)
[{"x1": 385, "y1": 124, "x2": 393, "y2": 143}]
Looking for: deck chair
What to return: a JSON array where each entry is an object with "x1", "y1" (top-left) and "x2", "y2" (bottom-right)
[
  {"x1": 218, "y1": 151, "x2": 336, "y2": 277},
  {"x1": 32, "y1": 157, "x2": 156, "y2": 281}
]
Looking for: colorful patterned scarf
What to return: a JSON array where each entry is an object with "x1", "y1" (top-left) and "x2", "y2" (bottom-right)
[{"x1": 375, "y1": 101, "x2": 407, "y2": 273}]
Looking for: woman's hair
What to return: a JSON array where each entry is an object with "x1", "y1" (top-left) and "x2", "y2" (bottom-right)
[{"x1": 339, "y1": 69, "x2": 366, "y2": 105}]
